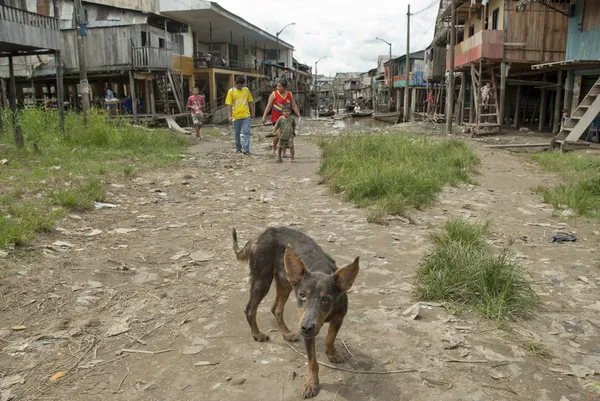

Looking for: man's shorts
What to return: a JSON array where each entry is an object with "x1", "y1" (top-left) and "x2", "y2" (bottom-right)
[
  {"x1": 192, "y1": 113, "x2": 203, "y2": 126},
  {"x1": 278, "y1": 137, "x2": 294, "y2": 149}
]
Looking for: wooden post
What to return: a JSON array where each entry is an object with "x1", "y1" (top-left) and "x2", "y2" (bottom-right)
[
  {"x1": 458, "y1": 72, "x2": 465, "y2": 125},
  {"x1": 410, "y1": 87, "x2": 416, "y2": 122},
  {"x1": 404, "y1": 4, "x2": 410, "y2": 123},
  {"x1": 144, "y1": 79, "x2": 150, "y2": 114},
  {"x1": 552, "y1": 69, "x2": 563, "y2": 134},
  {"x1": 499, "y1": 62, "x2": 507, "y2": 126},
  {"x1": 564, "y1": 69, "x2": 574, "y2": 114},
  {"x1": 129, "y1": 71, "x2": 137, "y2": 121},
  {"x1": 539, "y1": 72, "x2": 548, "y2": 132},
  {"x1": 513, "y1": 86, "x2": 521, "y2": 129},
  {"x1": 56, "y1": 50, "x2": 65, "y2": 132},
  {"x1": 549, "y1": 88, "x2": 556, "y2": 129},
  {"x1": 469, "y1": 74, "x2": 475, "y2": 123},
  {"x1": 521, "y1": 86, "x2": 530, "y2": 126},
  {"x1": 571, "y1": 74, "x2": 582, "y2": 111},
  {"x1": 0, "y1": 79, "x2": 8, "y2": 107},
  {"x1": 446, "y1": 0, "x2": 456, "y2": 134},
  {"x1": 209, "y1": 70, "x2": 217, "y2": 114},
  {"x1": 8, "y1": 56, "x2": 24, "y2": 149},
  {"x1": 150, "y1": 78, "x2": 156, "y2": 120}
]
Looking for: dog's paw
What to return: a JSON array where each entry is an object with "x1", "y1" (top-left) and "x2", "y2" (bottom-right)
[
  {"x1": 253, "y1": 332, "x2": 270, "y2": 342},
  {"x1": 326, "y1": 351, "x2": 345, "y2": 364},
  {"x1": 283, "y1": 332, "x2": 300, "y2": 342},
  {"x1": 300, "y1": 380, "x2": 319, "y2": 399}
]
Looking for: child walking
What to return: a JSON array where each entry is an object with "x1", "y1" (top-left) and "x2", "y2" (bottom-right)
[{"x1": 274, "y1": 105, "x2": 296, "y2": 163}]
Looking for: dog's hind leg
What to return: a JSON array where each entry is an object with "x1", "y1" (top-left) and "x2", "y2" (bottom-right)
[
  {"x1": 244, "y1": 274, "x2": 273, "y2": 342},
  {"x1": 271, "y1": 274, "x2": 299, "y2": 342},
  {"x1": 325, "y1": 313, "x2": 345, "y2": 364}
]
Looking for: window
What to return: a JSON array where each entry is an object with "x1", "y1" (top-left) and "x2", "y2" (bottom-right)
[
  {"x1": 469, "y1": 24, "x2": 475, "y2": 37},
  {"x1": 159, "y1": 38, "x2": 165, "y2": 49},
  {"x1": 492, "y1": 8, "x2": 499, "y2": 30},
  {"x1": 141, "y1": 31, "x2": 148, "y2": 47},
  {"x1": 171, "y1": 33, "x2": 184, "y2": 54}
]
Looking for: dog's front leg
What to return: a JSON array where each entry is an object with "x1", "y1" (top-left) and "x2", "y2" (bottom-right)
[
  {"x1": 325, "y1": 313, "x2": 345, "y2": 363},
  {"x1": 300, "y1": 337, "x2": 319, "y2": 399}
]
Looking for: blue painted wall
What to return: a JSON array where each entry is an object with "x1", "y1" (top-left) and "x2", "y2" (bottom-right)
[{"x1": 566, "y1": 0, "x2": 600, "y2": 60}]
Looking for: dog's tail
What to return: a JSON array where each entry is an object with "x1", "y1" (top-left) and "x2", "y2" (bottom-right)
[{"x1": 232, "y1": 228, "x2": 253, "y2": 262}]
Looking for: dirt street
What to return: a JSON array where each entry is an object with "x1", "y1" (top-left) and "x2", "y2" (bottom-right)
[{"x1": 1, "y1": 122, "x2": 599, "y2": 401}]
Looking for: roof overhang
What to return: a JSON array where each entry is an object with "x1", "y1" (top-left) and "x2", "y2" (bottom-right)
[{"x1": 160, "y1": 1, "x2": 293, "y2": 49}]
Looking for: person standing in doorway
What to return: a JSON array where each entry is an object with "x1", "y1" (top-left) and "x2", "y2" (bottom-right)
[
  {"x1": 261, "y1": 78, "x2": 301, "y2": 157},
  {"x1": 187, "y1": 87, "x2": 205, "y2": 140},
  {"x1": 226, "y1": 76, "x2": 254, "y2": 155}
]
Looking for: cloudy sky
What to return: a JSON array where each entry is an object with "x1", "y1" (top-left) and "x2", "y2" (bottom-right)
[{"x1": 216, "y1": 0, "x2": 440, "y2": 76}]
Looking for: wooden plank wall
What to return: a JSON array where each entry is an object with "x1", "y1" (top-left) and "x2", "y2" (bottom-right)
[
  {"x1": 61, "y1": 26, "x2": 134, "y2": 70},
  {"x1": 505, "y1": 1, "x2": 568, "y2": 64}
]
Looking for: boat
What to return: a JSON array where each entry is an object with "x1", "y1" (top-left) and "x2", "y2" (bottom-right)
[
  {"x1": 318, "y1": 110, "x2": 336, "y2": 118},
  {"x1": 351, "y1": 110, "x2": 374, "y2": 118},
  {"x1": 373, "y1": 111, "x2": 402, "y2": 124}
]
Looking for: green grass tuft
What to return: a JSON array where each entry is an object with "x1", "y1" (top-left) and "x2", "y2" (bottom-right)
[
  {"x1": 0, "y1": 107, "x2": 188, "y2": 249},
  {"x1": 530, "y1": 152, "x2": 600, "y2": 219},
  {"x1": 415, "y1": 218, "x2": 538, "y2": 320},
  {"x1": 318, "y1": 134, "x2": 479, "y2": 217}
]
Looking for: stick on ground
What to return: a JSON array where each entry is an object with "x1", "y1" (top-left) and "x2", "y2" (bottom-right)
[{"x1": 286, "y1": 343, "x2": 417, "y2": 374}]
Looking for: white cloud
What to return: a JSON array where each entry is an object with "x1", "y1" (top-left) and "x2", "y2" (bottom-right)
[{"x1": 215, "y1": 0, "x2": 439, "y2": 76}]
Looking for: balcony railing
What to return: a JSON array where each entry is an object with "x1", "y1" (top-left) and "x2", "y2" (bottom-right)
[
  {"x1": 0, "y1": 4, "x2": 59, "y2": 30},
  {"x1": 132, "y1": 47, "x2": 172, "y2": 69},
  {"x1": 446, "y1": 30, "x2": 504, "y2": 69}
]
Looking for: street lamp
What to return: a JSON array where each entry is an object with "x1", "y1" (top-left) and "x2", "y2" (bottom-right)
[
  {"x1": 276, "y1": 22, "x2": 295, "y2": 67},
  {"x1": 315, "y1": 56, "x2": 327, "y2": 115},
  {"x1": 376, "y1": 37, "x2": 392, "y2": 112}
]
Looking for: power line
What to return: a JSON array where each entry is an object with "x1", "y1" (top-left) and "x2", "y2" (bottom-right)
[{"x1": 411, "y1": 0, "x2": 438, "y2": 16}]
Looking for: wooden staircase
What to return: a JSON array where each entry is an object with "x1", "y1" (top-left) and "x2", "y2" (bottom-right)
[
  {"x1": 551, "y1": 77, "x2": 600, "y2": 151},
  {"x1": 156, "y1": 69, "x2": 184, "y2": 115},
  {"x1": 469, "y1": 64, "x2": 501, "y2": 133}
]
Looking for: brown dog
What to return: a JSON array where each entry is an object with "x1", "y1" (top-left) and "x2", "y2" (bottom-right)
[{"x1": 232, "y1": 226, "x2": 359, "y2": 398}]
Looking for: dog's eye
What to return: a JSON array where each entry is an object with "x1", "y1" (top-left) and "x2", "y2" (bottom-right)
[
  {"x1": 299, "y1": 292, "x2": 307, "y2": 300},
  {"x1": 321, "y1": 297, "x2": 331, "y2": 304}
]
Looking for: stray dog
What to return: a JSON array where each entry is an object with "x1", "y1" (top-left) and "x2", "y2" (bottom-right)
[{"x1": 232, "y1": 226, "x2": 359, "y2": 398}]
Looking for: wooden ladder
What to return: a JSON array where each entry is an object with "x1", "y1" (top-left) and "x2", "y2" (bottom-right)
[
  {"x1": 553, "y1": 76, "x2": 600, "y2": 149},
  {"x1": 470, "y1": 63, "x2": 500, "y2": 131}
]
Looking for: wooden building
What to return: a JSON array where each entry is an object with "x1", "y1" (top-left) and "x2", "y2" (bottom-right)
[
  {"x1": 442, "y1": 0, "x2": 569, "y2": 132},
  {"x1": 384, "y1": 50, "x2": 426, "y2": 120},
  {"x1": 0, "y1": 0, "x2": 62, "y2": 146},
  {"x1": 519, "y1": 0, "x2": 600, "y2": 149}
]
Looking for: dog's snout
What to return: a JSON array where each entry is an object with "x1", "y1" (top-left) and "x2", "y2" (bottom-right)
[{"x1": 301, "y1": 323, "x2": 316, "y2": 335}]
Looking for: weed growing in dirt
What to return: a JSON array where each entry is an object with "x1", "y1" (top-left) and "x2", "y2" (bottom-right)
[
  {"x1": 415, "y1": 218, "x2": 538, "y2": 320},
  {"x1": 522, "y1": 341, "x2": 551, "y2": 358},
  {"x1": 530, "y1": 152, "x2": 600, "y2": 219},
  {"x1": 318, "y1": 134, "x2": 479, "y2": 216},
  {"x1": 0, "y1": 107, "x2": 188, "y2": 249}
]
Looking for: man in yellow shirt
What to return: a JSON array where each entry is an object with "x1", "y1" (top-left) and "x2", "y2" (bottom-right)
[{"x1": 226, "y1": 76, "x2": 255, "y2": 155}]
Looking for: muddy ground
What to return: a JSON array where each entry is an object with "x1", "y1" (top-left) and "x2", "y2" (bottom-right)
[{"x1": 1, "y1": 120, "x2": 600, "y2": 401}]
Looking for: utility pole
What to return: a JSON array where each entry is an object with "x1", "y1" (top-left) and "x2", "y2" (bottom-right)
[
  {"x1": 375, "y1": 37, "x2": 392, "y2": 112},
  {"x1": 446, "y1": 0, "x2": 456, "y2": 135},
  {"x1": 276, "y1": 22, "x2": 295, "y2": 67},
  {"x1": 315, "y1": 56, "x2": 327, "y2": 116},
  {"x1": 74, "y1": 0, "x2": 90, "y2": 119},
  {"x1": 403, "y1": 4, "x2": 410, "y2": 122}
]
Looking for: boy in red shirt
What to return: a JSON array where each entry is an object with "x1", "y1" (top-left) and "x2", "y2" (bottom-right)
[{"x1": 187, "y1": 87, "x2": 205, "y2": 140}]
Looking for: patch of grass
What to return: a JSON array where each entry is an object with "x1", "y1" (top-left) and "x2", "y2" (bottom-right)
[
  {"x1": 318, "y1": 134, "x2": 479, "y2": 216},
  {"x1": 522, "y1": 341, "x2": 551, "y2": 358},
  {"x1": 47, "y1": 179, "x2": 105, "y2": 211},
  {"x1": 415, "y1": 218, "x2": 538, "y2": 320},
  {"x1": 0, "y1": 107, "x2": 188, "y2": 249},
  {"x1": 530, "y1": 152, "x2": 600, "y2": 219}
]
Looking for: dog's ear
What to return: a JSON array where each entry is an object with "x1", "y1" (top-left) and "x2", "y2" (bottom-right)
[
  {"x1": 334, "y1": 257, "x2": 360, "y2": 293},
  {"x1": 284, "y1": 247, "x2": 307, "y2": 286}
]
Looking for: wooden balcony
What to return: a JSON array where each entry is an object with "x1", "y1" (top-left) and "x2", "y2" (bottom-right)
[
  {"x1": 132, "y1": 47, "x2": 172, "y2": 70},
  {"x1": 446, "y1": 30, "x2": 504, "y2": 70},
  {"x1": 0, "y1": 4, "x2": 60, "y2": 53}
]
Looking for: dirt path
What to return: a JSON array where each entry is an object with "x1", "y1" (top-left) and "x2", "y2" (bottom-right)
[{"x1": 1, "y1": 124, "x2": 599, "y2": 401}]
